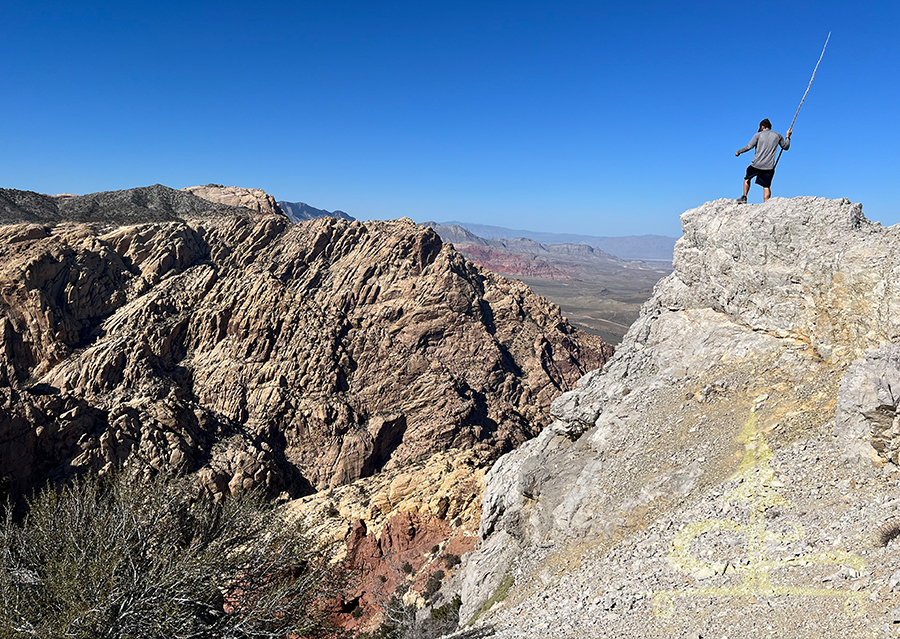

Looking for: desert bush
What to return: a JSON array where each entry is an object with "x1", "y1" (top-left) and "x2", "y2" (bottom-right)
[
  {"x1": 422, "y1": 570, "x2": 445, "y2": 601},
  {"x1": 430, "y1": 594, "x2": 461, "y2": 622},
  {"x1": 357, "y1": 588, "x2": 490, "y2": 639},
  {"x1": 0, "y1": 470, "x2": 348, "y2": 638}
]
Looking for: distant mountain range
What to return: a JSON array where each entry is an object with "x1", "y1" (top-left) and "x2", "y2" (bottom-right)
[
  {"x1": 423, "y1": 222, "x2": 627, "y2": 280},
  {"x1": 277, "y1": 201, "x2": 354, "y2": 224},
  {"x1": 272, "y1": 205, "x2": 673, "y2": 261},
  {"x1": 441, "y1": 220, "x2": 677, "y2": 261},
  {"x1": 423, "y1": 222, "x2": 671, "y2": 344}
]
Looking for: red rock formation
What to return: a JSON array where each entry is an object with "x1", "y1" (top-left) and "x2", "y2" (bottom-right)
[
  {"x1": 341, "y1": 511, "x2": 476, "y2": 631},
  {"x1": 454, "y1": 244, "x2": 578, "y2": 281}
]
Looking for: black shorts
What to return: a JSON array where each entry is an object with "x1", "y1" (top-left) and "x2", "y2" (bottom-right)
[{"x1": 744, "y1": 165, "x2": 775, "y2": 188}]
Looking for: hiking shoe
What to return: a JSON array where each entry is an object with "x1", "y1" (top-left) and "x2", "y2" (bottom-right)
[{"x1": 737, "y1": 195, "x2": 747, "y2": 204}]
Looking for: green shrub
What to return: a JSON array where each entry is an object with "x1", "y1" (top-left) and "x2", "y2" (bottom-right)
[
  {"x1": 431, "y1": 594, "x2": 462, "y2": 622},
  {"x1": 442, "y1": 553, "x2": 461, "y2": 569},
  {"x1": 401, "y1": 561, "x2": 413, "y2": 574},
  {"x1": 422, "y1": 570, "x2": 445, "y2": 600},
  {"x1": 0, "y1": 470, "x2": 348, "y2": 639}
]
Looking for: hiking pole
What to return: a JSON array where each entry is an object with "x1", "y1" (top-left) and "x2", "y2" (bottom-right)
[{"x1": 774, "y1": 31, "x2": 830, "y2": 168}]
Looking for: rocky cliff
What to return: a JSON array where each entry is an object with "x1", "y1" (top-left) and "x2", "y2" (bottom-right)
[
  {"x1": 0, "y1": 184, "x2": 610, "y2": 510},
  {"x1": 456, "y1": 197, "x2": 900, "y2": 637},
  {"x1": 181, "y1": 184, "x2": 283, "y2": 217}
]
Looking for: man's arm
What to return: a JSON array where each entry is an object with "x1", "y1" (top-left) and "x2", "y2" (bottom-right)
[{"x1": 735, "y1": 132, "x2": 760, "y2": 157}]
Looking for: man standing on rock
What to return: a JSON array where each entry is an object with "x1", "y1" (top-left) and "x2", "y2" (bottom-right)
[{"x1": 735, "y1": 118, "x2": 792, "y2": 203}]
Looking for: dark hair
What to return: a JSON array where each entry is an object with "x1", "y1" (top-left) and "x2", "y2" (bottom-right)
[{"x1": 759, "y1": 118, "x2": 772, "y2": 131}]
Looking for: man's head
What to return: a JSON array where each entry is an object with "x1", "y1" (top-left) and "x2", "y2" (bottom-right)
[{"x1": 759, "y1": 118, "x2": 772, "y2": 131}]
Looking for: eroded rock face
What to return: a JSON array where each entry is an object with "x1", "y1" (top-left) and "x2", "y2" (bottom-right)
[
  {"x1": 181, "y1": 184, "x2": 283, "y2": 217},
  {"x1": 0, "y1": 187, "x2": 610, "y2": 506},
  {"x1": 457, "y1": 197, "x2": 900, "y2": 630},
  {"x1": 835, "y1": 343, "x2": 900, "y2": 465}
]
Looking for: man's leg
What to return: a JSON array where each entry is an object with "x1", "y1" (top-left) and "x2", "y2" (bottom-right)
[
  {"x1": 743, "y1": 179, "x2": 751, "y2": 197},
  {"x1": 763, "y1": 187, "x2": 771, "y2": 201}
]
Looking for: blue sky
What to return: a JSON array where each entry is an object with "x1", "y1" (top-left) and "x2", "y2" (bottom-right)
[{"x1": 2, "y1": 1, "x2": 897, "y2": 237}]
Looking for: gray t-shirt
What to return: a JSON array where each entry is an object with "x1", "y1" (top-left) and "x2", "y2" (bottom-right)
[{"x1": 737, "y1": 130, "x2": 790, "y2": 170}]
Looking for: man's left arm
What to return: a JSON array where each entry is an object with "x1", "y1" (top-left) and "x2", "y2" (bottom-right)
[{"x1": 781, "y1": 128, "x2": 792, "y2": 150}]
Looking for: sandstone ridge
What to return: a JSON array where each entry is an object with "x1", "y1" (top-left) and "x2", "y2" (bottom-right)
[
  {"x1": 0, "y1": 186, "x2": 610, "y2": 511},
  {"x1": 457, "y1": 197, "x2": 900, "y2": 637},
  {"x1": 181, "y1": 184, "x2": 285, "y2": 217}
]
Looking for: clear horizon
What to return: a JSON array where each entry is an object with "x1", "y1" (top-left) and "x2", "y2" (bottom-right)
[{"x1": 3, "y1": 1, "x2": 898, "y2": 237}]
